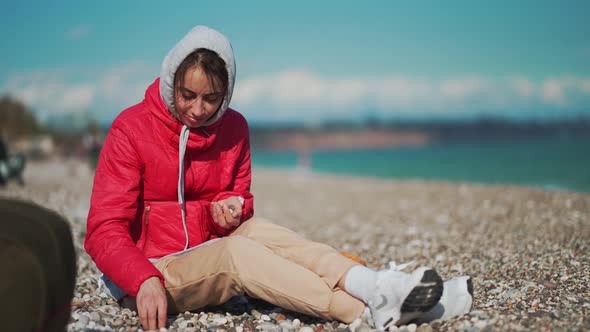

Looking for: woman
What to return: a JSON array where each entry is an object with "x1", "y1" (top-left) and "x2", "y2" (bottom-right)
[{"x1": 85, "y1": 25, "x2": 472, "y2": 331}]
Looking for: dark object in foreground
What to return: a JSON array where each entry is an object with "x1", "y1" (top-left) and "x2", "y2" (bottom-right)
[{"x1": 0, "y1": 198, "x2": 76, "y2": 332}]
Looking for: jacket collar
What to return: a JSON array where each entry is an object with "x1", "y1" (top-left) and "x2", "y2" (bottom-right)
[{"x1": 145, "y1": 78, "x2": 221, "y2": 151}]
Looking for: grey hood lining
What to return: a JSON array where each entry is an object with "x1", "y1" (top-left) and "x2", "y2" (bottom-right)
[{"x1": 159, "y1": 25, "x2": 236, "y2": 127}]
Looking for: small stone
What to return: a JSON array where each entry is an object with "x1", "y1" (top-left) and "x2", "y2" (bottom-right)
[
  {"x1": 215, "y1": 317, "x2": 229, "y2": 325},
  {"x1": 251, "y1": 310, "x2": 262, "y2": 320},
  {"x1": 540, "y1": 280, "x2": 557, "y2": 289},
  {"x1": 111, "y1": 318, "x2": 124, "y2": 327},
  {"x1": 356, "y1": 323, "x2": 371, "y2": 332},
  {"x1": 71, "y1": 300, "x2": 85, "y2": 309},
  {"x1": 348, "y1": 318, "x2": 361, "y2": 332},
  {"x1": 475, "y1": 321, "x2": 488, "y2": 329},
  {"x1": 78, "y1": 315, "x2": 90, "y2": 326},
  {"x1": 416, "y1": 324, "x2": 432, "y2": 332},
  {"x1": 257, "y1": 321, "x2": 278, "y2": 331},
  {"x1": 276, "y1": 313, "x2": 286, "y2": 321},
  {"x1": 293, "y1": 319, "x2": 301, "y2": 328},
  {"x1": 406, "y1": 323, "x2": 417, "y2": 332},
  {"x1": 90, "y1": 311, "x2": 101, "y2": 321},
  {"x1": 299, "y1": 327, "x2": 314, "y2": 332},
  {"x1": 261, "y1": 314, "x2": 271, "y2": 321}
]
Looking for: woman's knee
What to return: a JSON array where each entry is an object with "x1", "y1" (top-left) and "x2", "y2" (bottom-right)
[
  {"x1": 223, "y1": 235, "x2": 259, "y2": 253},
  {"x1": 233, "y1": 217, "x2": 272, "y2": 234}
]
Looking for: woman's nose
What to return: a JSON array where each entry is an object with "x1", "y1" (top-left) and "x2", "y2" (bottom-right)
[{"x1": 190, "y1": 100, "x2": 206, "y2": 115}]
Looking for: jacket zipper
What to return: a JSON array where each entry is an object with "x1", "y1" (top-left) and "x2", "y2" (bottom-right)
[{"x1": 141, "y1": 205, "x2": 151, "y2": 251}]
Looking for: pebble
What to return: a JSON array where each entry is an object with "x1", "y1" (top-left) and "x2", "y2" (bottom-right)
[
  {"x1": 416, "y1": 324, "x2": 432, "y2": 332},
  {"x1": 540, "y1": 280, "x2": 558, "y2": 289},
  {"x1": 251, "y1": 309, "x2": 262, "y2": 320},
  {"x1": 348, "y1": 318, "x2": 361, "y2": 332},
  {"x1": 89, "y1": 311, "x2": 100, "y2": 321},
  {"x1": 215, "y1": 317, "x2": 229, "y2": 325},
  {"x1": 111, "y1": 318, "x2": 124, "y2": 327},
  {"x1": 356, "y1": 323, "x2": 372, "y2": 332},
  {"x1": 78, "y1": 314, "x2": 89, "y2": 326},
  {"x1": 257, "y1": 321, "x2": 279, "y2": 331}
]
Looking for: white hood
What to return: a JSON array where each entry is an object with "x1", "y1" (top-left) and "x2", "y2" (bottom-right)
[{"x1": 159, "y1": 25, "x2": 236, "y2": 127}]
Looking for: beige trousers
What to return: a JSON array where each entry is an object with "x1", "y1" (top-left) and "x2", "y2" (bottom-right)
[{"x1": 153, "y1": 218, "x2": 366, "y2": 323}]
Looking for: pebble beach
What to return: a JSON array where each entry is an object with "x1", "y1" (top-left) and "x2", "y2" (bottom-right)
[{"x1": 1, "y1": 160, "x2": 588, "y2": 332}]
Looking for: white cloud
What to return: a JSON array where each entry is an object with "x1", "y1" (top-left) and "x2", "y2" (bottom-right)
[
  {"x1": 1, "y1": 61, "x2": 155, "y2": 119},
  {"x1": 99, "y1": 62, "x2": 154, "y2": 105},
  {"x1": 539, "y1": 77, "x2": 590, "y2": 106},
  {"x1": 3, "y1": 72, "x2": 96, "y2": 113},
  {"x1": 3, "y1": 66, "x2": 590, "y2": 123},
  {"x1": 66, "y1": 24, "x2": 92, "y2": 40},
  {"x1": 233, "y1": 70, "x2": 590, "y2": 120},
  {"x1": 541, "y1": 78, "x2": 566, "y2": 105},
  {"x1": 510, "y1": 77, "x2": 535, "y2": 98},
  {"x1": 439, "y1": 77, "x2": 489, "y2": 100},
  {"x1": 373, "y1": 78, "x2": 431, "y2": 107},
  {"x1": 59, "y1": 84, "x2": 95, "y2": 110},
  {"x1": 578, "y1": 79, "x2": 590, "y2": 93}
]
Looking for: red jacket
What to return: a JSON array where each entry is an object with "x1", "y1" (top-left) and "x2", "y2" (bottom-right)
[{"x1": 84, "y1": 78, "x2": 254, "y2": 296}]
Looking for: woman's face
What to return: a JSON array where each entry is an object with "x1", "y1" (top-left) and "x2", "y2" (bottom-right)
[{"x1": 174, "y1": 65, "x2": 225, "y2": 128}]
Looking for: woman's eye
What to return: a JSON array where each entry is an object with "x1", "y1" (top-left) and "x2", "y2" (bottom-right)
[
  {"x1": 204, "y1": 95, "x2": 222, "y2": 103},
  {"x1": 182, "y1": 94, "x2": 195, "y2": 100}
]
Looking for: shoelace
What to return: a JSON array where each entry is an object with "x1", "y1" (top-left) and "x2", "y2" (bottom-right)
[{"x1": 388, "y1": 260, "x2": 416, "y2": 271}]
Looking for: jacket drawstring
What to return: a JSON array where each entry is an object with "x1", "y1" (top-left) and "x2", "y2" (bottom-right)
[{"x1": 178, "y1": 125, "x2": 190, "y2": 250}]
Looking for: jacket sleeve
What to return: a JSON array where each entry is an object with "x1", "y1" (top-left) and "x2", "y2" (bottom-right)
[
  {"x1": 210, "y1": 124, "x2": 254, "y2": 236},
  {"x1": 84, "y1": 121, "x2": 165, "y2": 297}
]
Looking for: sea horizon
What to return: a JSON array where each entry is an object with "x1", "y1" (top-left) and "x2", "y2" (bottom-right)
[{"x1": 252, "y1": 134, "x2": 590, "y2": 194}]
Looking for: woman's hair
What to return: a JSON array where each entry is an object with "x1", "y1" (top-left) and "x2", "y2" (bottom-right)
[{"x1": 173, "y1": 48, "x2": 229, "y2": 99}]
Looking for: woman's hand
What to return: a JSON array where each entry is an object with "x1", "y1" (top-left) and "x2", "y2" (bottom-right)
[
  {"x1": 136, "y1": 276, "x2": 167, "y2": 330},
  {"x1": 211, "y1": 196, "x2": 243, "y2": 229}
]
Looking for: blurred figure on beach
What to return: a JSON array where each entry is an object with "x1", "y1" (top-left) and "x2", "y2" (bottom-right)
[
  {"x1": 82, "y1": 124, "x2": 103, "y2": 169},
  {"x1": 0, "y1": 130, "x2": 26, "y2": 186},
  {"x1": 85, "y1": 25, "x2": 472, "y2": 331},
  {"x1": 0, "y1": 198, "x2": 76, "y2": 331}
]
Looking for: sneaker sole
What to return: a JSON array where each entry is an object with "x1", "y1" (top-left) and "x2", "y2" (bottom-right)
[
  {"x1": 382, "y1": 269, "x2": 444, "y2": 329},
  {"x1": 467, "y1": 276, "x2": 474, "y2": 297}
]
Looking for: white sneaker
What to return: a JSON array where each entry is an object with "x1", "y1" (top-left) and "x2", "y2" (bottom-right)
[
  {"x1": 368, "y1": 262, "x2": 443, "y2": 330},
  {"x1": 414, "y1": 276, "x2": 473, "y2": 324}
]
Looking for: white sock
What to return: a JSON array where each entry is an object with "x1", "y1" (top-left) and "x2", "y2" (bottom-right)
[{"x1": 344, "y1": 265, "x2": 379, "y2": 304}]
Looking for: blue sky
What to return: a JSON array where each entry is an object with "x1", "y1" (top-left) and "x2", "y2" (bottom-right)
[{"x1": 1, "y1": 0, "x2": 589, "y2": 126}]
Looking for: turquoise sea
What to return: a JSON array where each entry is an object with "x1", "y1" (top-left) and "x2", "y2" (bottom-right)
[{"x1": 252, "y1": 135, "x2": 590, "y2": 193}]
